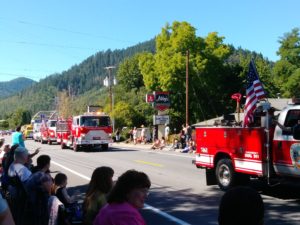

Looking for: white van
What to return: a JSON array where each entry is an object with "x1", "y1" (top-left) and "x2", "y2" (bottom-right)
[{"x1": 33, "y1": 122, "x2": 42, "y2": 142}]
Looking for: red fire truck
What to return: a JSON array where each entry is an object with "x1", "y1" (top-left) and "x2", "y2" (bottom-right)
[
  {"x1": 62, "y1": 112, "x2": 112, "y2": 151},
  {"x1": 56, "y1": 119, "x2": 72, "y2": 149},
  {"x1": 194, "y1": 100, "x2": 300, "y2": 190},
  {"x1": 40, "y1": 120, "x2": 57, "y2": 145}
]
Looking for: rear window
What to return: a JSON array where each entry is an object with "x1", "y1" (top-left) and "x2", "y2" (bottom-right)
[
  {"x1": 80, "y1": 116, "x2": 110, "y2": 127},
  {"x1": 284, "y1": 110, "x2": 300, "y2": 127}
]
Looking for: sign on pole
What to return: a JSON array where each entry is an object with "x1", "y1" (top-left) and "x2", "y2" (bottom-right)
[
  {"x1": 153, "y1": 115, "x2": 170, "y2": 125},
  {"x1": 153, "y1": 91, "x2": 170, "y2": 111},
  {"x1": 146, "y1": 93, "x2": 155, "y2": 103}
]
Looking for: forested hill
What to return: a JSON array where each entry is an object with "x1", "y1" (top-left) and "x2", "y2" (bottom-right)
[
  {"x1": 0, "y1": 39, "x2": 156, "y2": 118},
  {"x1": 0, "y1": 77, "x2": 36, "y2": 99},
  {"x1": 38, "y1": 39, "x2": 156, "y2": 96}
]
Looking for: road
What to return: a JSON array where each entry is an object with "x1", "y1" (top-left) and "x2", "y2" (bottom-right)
[{"x1": 3, "y1": 136, "x2": 300, "y2": 225}]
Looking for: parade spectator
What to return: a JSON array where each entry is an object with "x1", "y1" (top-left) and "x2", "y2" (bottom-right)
[
  {"x1": 160, "y1": 137, "x2": 166, "y2": 150},
  {"x1": 185, "y1": 123, "x2": 192, "y2": 143},
  {"x1": 7, "y1": 146, "x2": 32, "y2": 225},
  {"x1": 180, "y1": 129, "x2": 186, "y2": 149},
  {"x1": 1, "y1": 144, "x2": 10, "y2": 168},
  {"x1": 218, "y1": 186, "x2": 264, "y2": 225},
  {"x1": 0, "y1": 193, "x2": 15, "y2": 225},
  {"x1": 0, "y1": 138, "x2": 4, "y2": 149},
  {"x1": 128, "y1": 128, "x2": 133, "y2": 141},
  {"x1": 11, "y1": 126, "x2": 25, "y2": 147},
  {"x1": 54, "y1": 173, "x2": 78, "y2": 207},
  {"x1": 31, "y1": 154, "x2": 51, "y2": 174},
  {"x1": 152, "y1": 126, "x2": 157, "y2": 142},
  {"x1": 115, "y1": 129, "x2": 120, "y2": 142},
  {"x1": 94, "y1": 170, "x2": 151, "y2": 225},
  {"x1": 141, "y1": 125, "x2": 146, "y2": 144},
  {"x1": 150, "y1": 138, "x2": 161, "y2": 150},
  {"x1": 1, "y1": 144, "x2": 18, "y2": 192},
  {"x1": 181, "y1": 140, "x2": 193, "y2": 153},
  {"x1": 25, "y1": 147, "x2": 40, "y2": 170},
  {"x1": 83, "y1": 166, "x2": 114, "y2": 225},
  {"x1": 132, "y1": 127, "x2": 137, "y2": 145},
  {"x1": 25, "y1": 166, "x2": 53, "y2": 225},
  {"x1": 180, "y1": 140, "x2": 196, "y2": 153},
  {"x1": 8, "y1": 146, "x2": 32, "y2": 185},
  {"x1": 170, "y1": 138, "x2": 180, "y2": 151},
  {"x1": 164, "y1": 124, "x2": 170, "y2": 142}
]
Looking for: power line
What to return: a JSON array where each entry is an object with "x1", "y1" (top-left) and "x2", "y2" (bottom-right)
[
  {"x1": 0, "y1": 17, "x2": 135, "y2": 44},
  {"x1": 0, "y1": 40, "x2": 100, "y2": 51},
  {"x1": 0, "y1": 72, "x2": 41, "y2": 80}
]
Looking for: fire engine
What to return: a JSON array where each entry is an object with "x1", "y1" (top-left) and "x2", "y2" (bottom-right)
[
  {"x1": 56, "y1": 119, "x2": 72, "y2": 149},
  {"x1": 194, "y1": 99, "x2": 300, "y2": 190},
  {"x1": 40, "y1": 120, "x2": 57, "y2": 145},
  {"x1": 31, "y1": 111, "x2": 57, "y2": 142},
  {"x1": 58, "y1": 109, "x2": 112, "y2": 152}
]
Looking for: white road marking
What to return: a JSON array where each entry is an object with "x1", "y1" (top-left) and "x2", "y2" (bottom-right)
[
  {"x1": 115, "y1": 146, "x2": 194, "y2": 159},
  {"x1": 144, "y1": 204, "x2": 191, "y2": 225},
  {"x1": 52, "y1": 160, "x2": 191, "y2": 225},
  {"x1": 52, "y1": 161, "x2": 91, "y2": 180}
]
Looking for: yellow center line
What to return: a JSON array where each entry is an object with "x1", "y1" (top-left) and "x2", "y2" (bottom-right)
[{"x1": 134, "y1": 160, "x2": 164, "y2": 167}]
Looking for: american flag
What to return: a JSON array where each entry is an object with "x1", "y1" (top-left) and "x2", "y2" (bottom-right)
[{"x1": 243, "y1": 60, "x2": 266, "y2": 127}]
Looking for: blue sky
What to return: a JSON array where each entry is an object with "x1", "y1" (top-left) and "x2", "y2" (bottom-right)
[{"x1": 0, "y1": 0, "x2": 299, "y2": 82}]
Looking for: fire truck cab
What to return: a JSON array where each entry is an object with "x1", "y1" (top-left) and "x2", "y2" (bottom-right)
[
  {"x1": 40, "y1": 120, "x2": 57, "y2": 145},
  {"x1": 69, "y1": 113, "x2": 112, "y2": 151},
  {"x1": 194, "y1": 100, "x2": 300, "y2": 190},
  {"x1": 56, "y1": 119, "x2": 72, "y2": 149}
]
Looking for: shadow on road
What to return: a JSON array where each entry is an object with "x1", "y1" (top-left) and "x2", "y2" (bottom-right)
[
  {"x1": 145, "y1": 185, "x2": 221, "y2": 225},
  {"x1": 66, "y1": 180, "x2": 300, "y2": 225},
  {"x1": 143, "y1": 181, "x2": 300, "y2": 225}
]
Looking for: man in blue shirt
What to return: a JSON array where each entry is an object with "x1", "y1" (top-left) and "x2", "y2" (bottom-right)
[{"x1": 12, "y1": 126, "x2": 25, "y2": 147}]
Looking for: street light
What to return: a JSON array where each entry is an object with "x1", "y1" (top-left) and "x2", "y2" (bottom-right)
[{"x1": 104, "y1": 66, "x2": 116, "y2": 132}]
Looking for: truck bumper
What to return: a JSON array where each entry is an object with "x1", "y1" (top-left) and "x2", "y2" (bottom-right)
[{"x1": 77, "y1": 139, "x2": 112, "y2": 145}]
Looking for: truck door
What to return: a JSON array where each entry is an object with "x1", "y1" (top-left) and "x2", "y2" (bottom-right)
[{"x1": 273, "y1": 109, "x2": 300, "y2": 177}]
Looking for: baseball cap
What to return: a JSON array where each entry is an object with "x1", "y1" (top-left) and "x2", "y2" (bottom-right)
[{"x1": 15, "y1": 146, "x2": 29, "y2": 154}]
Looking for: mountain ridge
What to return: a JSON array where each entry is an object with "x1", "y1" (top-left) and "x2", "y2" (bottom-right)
[
  {"x1": 0, "y1": 39, "x2": 156, "y2": 118},
  {"x1": 0, "y1": 77, "x2": 36, "y2": 99}
]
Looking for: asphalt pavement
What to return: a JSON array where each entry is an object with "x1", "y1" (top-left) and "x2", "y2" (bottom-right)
[{"x1": 2, "y1": 136, "x2": 300, "y2": 225}]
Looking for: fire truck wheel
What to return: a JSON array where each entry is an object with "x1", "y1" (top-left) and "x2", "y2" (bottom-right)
[
  {"x1": 101, "y1": 144, "x2": 108, "y2": 151},
  {"x1": 48, "y1": 140, "x2": 52, "y2": 145},
  {"x1": 216, "y1": 158, "x2": 236, "y2": 191},
  {"x1": 73, "y1": 143, "x2": 80, "y2": 152},
  {"x1": 61, "y1": 143, "x2": 66, "y2": 150}
]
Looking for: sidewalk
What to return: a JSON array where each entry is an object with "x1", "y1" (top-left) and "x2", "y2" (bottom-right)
[{"x1": 110, "y1": 141, "x2": 195, "y2": 156}]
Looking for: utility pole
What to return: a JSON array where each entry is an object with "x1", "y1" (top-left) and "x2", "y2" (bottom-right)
[
  {"x1": 104, "y1": 66, "x2": 116, "y2": 132},
  {"x1": 186, "y1": 50, "x2": 189, "y2": 125}
]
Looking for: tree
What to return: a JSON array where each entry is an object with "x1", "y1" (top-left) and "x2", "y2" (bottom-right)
[
  {"x1": 117, "y1": 55, "x2": 144, "y2": 91},
  {"x1": 8, "y1": 108, "x2": 31, "y2": 128},
  {"x1": 273, "y1": 28, "x2": 300, "y2": 97},
  {"x1": 0, "y1": 120, "x2": 9, "y2": 129},
  {"x1": 139, "y1": 21, "x2": 234, "y2": 126},
  {"x1": 112, "y1": 101, "x2": 133, "y2": 128},
  {"x1": 57, "y1": 92, "x2": 73, "y2": 119}
]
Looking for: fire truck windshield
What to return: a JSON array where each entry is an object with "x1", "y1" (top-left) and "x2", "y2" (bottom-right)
[
  {"x1": 80, "y1": 116, "x2": 110, "y2": 127},
  {"x1": 49, "y1": 121, "x2": 57, "y2": 127}
]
